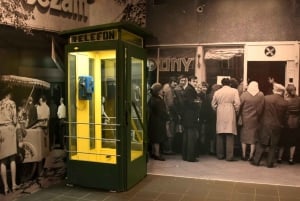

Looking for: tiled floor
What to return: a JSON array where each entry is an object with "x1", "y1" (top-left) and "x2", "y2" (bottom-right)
[
  {"x1": 9, "y1": 174, "x2": 300, "y2": 201},
  {"x1": 2, "y1": 154, "x2": 300, "y2": 201}
]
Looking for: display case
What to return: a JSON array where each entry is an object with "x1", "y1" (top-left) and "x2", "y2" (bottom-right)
[{"x1": 61, "y1": 22, "x2": 149, "y2": 191}]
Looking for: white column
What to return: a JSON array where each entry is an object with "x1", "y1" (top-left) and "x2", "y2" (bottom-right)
[{"x1": 195, "y1": 46, "x2": 206, "y2": 83}]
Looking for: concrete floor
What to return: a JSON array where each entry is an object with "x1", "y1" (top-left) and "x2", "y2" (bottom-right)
[{"x1": 147, "y1": 154, "x2": 300, "y2": 187}]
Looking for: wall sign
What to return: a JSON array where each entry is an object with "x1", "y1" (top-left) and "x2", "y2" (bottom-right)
[
  {"x1": 147, "y1": 47, "x2": 196, "y2": 84},
  {"x1": 148, "y1": 57, "x2": 194, "y2": 73},
  {"x1": 69, "y1": 29, "x2": 118, "y2": 43},
  {"x1": 265, "y1": 46, "x2": 276, "y2": 57},
  {"x1": 26, "y1": 0, "x2": 88, "y2": 21}
]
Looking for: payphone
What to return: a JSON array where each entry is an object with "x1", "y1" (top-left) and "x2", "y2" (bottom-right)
[{"x1": 78, "y1": 75, "x2": 94, "y2": 100}]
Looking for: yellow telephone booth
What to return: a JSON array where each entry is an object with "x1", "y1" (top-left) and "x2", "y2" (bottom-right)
[{"x1": 61, "y1": 22, "x2": 149, "y2": 191}]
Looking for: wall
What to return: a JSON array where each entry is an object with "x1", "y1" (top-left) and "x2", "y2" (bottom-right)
[
  {"x1": 24, "y1": 0, "x2": 90, "y2": 32},
  {"x1": 146, "y1": 0, "x2": 199, "y2": 44},
  {"x1": 89, "y1": 0, "x2": 125, "y2": 26},
  {"x1": 4, "y1": 0, "x2": 300, "y2": 84},
  {"x1": 24, "y1": 0, "x2": 127, "y2": 31},
  {"x1": 146, "y1": 0, "x2": 300, "y2": 44}
]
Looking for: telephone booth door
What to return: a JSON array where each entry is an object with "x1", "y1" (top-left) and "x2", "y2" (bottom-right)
[
  {"x1": 62, "y1": 23, "x2": 149, "y2": 191},
  {"x1": 125, "y1": 44, "x2": 147, "y2": 189}
]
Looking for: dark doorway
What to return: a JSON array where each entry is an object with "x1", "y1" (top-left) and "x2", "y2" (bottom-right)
[{"x1": 247, "y1": 61, "x2": 286, "y2": 95}]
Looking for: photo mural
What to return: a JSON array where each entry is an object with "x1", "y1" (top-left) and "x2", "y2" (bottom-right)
[{"x1": 0, "y1": 75, "x2": 66, "y2": 196}]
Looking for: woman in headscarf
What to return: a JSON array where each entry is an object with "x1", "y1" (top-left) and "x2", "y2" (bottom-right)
[{"x1": 239, "y1": 81, "x2": 264, "y2": 161}]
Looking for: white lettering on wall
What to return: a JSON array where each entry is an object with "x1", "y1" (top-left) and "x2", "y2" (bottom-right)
[
  {"x1": 62, "y1": 0, "x2": 73, "y2": 13},
  {"x1": 51, "y1": 0, "x2": 61, "y2": 10},
  {"x1": 38, "y1": 0, "x2": 50, "y2": 7},
  {"x1": 160, "y1": 57, "x2": 194, "y2": 72},
  {"x1": 26, "y1": 0, "x2": 88, "y2": 21},
  {"x1": 26, "y1": 0, "x2": 37, "y2": 5},
  {"x1": 149, "y1": 57, "x2": 194, "y2": 72}
]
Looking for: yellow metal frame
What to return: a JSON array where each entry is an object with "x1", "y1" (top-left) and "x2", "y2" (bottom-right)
[{"x1": 68, "y1": 50, "x2": 117, "y2": 164}]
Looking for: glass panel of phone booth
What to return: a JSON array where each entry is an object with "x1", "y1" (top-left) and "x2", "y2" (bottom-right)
[
  {"x1": 130, "y1": 57, "x2": 144, "y2": 161},
  {"x1": 126, "y1": 44, "x2": 147, "y2": 190},
  {"x1": 68, "y1": 50, "x2": 117, "y2": 164}
]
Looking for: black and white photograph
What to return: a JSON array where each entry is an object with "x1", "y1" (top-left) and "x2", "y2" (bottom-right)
[{"x1": 1, "y1": 0, "x2": 300, "y2": 201}]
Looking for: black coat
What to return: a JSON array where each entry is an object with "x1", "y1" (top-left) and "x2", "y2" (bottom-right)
[
  {"x1": 148, "y1": 95, "x2": 169, "y2": 143},
  {"x1": 182, "y1": 84, "x2": 200, "y2": 128},
  {"x1": 258, "y1": 94, "x2": 287, "y2": 145}
]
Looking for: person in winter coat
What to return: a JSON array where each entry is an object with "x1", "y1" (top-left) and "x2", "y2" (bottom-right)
[
  {"x1": 239, "y1": 81, "x2": 264, "y2": 161},
  {"x1": 251, "y1": 83, "x2": 287, "y2": 168},
  {"x1": 211, "y1": 78, "x2": 240, "y2": 161},
  {"x1": 162, "y1": 76, "x2": 177, "y2": 154},
  {"x1": 148, "y1": 83, "x2": 169, "y2": 161},
  {"x1": 277, "y1": 84, "x2": 300, "y2": 165},
  {"x1": 181, "y1": 75, "x2": 200, "y2": 162},
  {"x1": 173, "y1": 75, "x2": 188, "y2": 153}
]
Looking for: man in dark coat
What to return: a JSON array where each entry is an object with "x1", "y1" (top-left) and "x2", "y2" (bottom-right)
[
  {"x1": 173, "y1": 75, "x2": 188, "y2": 153},
  {"x1": 251, "y1": 83, "x2": 288, "y2": 168},
  {"x1": 181, "y1": 75, "x2": 200, "y2": 162}
]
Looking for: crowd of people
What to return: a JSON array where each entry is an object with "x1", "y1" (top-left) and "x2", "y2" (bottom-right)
[
  {"x1": 0, "y1": 88, "x2": 66, "y2": 195},
  {"x1": 147, "y1": 75, "x2": 300, "y2": 168}
]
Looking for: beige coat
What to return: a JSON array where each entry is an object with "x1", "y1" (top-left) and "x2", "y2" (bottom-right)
[{"x1": 211, "y1": 86, "x2": 240, "y2": 135}]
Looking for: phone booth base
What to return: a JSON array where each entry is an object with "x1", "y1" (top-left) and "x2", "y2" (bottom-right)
[
  {"x1": 61, "y1": 22, "x2": 149, "y2": 191},
  {"x1": 67, "y1": 161, "x2": 120, "y2": 191}
]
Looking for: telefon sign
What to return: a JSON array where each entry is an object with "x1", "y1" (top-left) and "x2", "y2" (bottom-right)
[
  {"x1": 26, "y1": 0, "x2": 88, "y2": 21},
  {"x1": 69, "y1": 29, "x2": 118, "y2": 43}
]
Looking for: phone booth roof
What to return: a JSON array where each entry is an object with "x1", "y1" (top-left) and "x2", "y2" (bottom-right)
[{"x1": 60, "y1": 22, "x2": 152, "y2": 46}]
